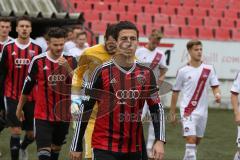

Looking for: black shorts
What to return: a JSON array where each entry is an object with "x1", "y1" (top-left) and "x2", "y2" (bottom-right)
[
  {"x1": 35, "y1": 119, "x2": 69, "y2": 149},
  {"x1": 5, "y1": 97, "x2": 34, "y2": 130},
  {"x1": 93, "y1": 149, "x2": 142, "y2": 160}
]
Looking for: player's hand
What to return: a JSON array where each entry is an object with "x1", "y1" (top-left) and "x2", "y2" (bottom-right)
[
  {"x1": 169, "y1": 110, "x2": 177, "y2": 125},
  {"x1": 152, "y1": 140, "x2": 164, "y2": 160},
  {"x1": 215, "y1": 93, "x2": 221, "y2": 103},
  {"x1": 58, "y1": 57, "x2": 71, "y2": 69},
  {"x1": 69, "y1": 151, "x2": 82, "y2": 160},
  {"x1": 16, "y1": 108, "x2": 25, "y2": 122},
  {"x1": 235, "y1": 112, "x2": 240, "y2": 124}
]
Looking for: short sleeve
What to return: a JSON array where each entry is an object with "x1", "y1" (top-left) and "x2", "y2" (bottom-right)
[
  {"x1": 209, "y1": 66, "x2": 219, "y2": 87},
  {"x1": 172, "y1": 69, "x2": 184, "y2": 91},
  {"x1": 231, "y1": 72, "x2": 240, "y2": 94}
]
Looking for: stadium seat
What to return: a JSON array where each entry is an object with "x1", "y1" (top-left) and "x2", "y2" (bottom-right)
[
  {"x1": 192, "y1": 8, "x2": 207, "y2": 17},
  {"x1": 119, "y1": 12, "x2": 136, "y2": 22},
  {"x1": 203, "y1": 17, "x2": 220, "y2": 27},
  {"x1": 187, "y1": 16, "x2": 203, "y2": 27},
  {"x1": 160, "y1": 6, "x2": 177, "y2": 15},
  {"x1": 93, "y1": 2, "x2": 109, "y2": 11},
  {"x1": 183, "y1": 0, "x2": 196, "y2": 7},
  {"x1": 84, "y1": 10, "x2": 100, "y2": 21},
  {"x1": 163, "y1": 25, "x2": 180, "y2": 38},
  {"x1": 180, "y1": 26, "x2": 197, "y2": 38},
  {"x1": 228, "y1": 0, "x2": 240, "y2": 10},
  {"x1": 144, "y1": 4, "x2": 160, "y2": 14},
  {"x1": 165, "y1": 0, "x2": 182, "y2": 7},
  {"x1": 214, "y1": 28, "x2": 231, "y2": 40},
  {"x1": 177, "y1": 6, "x2": 192, "y2": 16},
  {"x1": 208, "y1": 9, "x2": 224, "y2": 18},
  {"x1": 110, "y1": 3, "x2": 126, "y2": 13},
  {"x1": 231, "y1": 29, "x2": 240, "y2": 41},
  {"x1": 91, "y1": 21, "x2": 108, "y2": 34},
  {"x1": 127, "y1": 4, "x2": 143, "y2": 13},
  {"x1": 224, "y1": 10, "x2": 238, "y2": 19},
  {"x1": 220, "y1": 18, "x2": 235, "y2": 29},
  {"x1": 136, "y1": 13, "x2": 152, "y2": 23},
  {"x1": 170, "y1": 15, "x2": 186, "y2": 26},
  {"x1": 135, "y1": 0, "x2": 150, "y2": 5},
  {"x1": 154, "y1": 14, "x2": 169, "y2": 25},
  {"x1": 74, "y1": 2, "x2": 92, "y2": 12},
  {"x1": 151, "y1": 0, "x2": 165, "y2": 5},
  {"x1": 197, "y1": 27, "x2": 214, "y2": 40},
  {"x1": 136, "y1": 23, "x2": 145, "y2": 35},
  {"x1": 212, "y1": 0, "x2": 228, "y2": 9},
  {"x1": 101, "y1": 11, "x2": 117, "y2": 22},
  {"x1": 197, "y1": 0, "x2": 212, "y2": 8},
  {"x1": 119, "y1": 0, "x2": 134, "y2": 4}
]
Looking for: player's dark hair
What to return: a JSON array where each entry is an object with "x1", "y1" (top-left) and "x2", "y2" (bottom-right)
[
  {"x1": 104, "y1": 23, "x2": 116, "y2": 40},
  {"x1": 72, "y1": 25, "x2": 83, "y2": 31},
  {"x1": 187, "y1": 40, "x2": 202, "y2": 50},
  {"x1": 16, "y1": 16, "x2": 32, "y2": 26},
  {"x1": 46, "y1": 27, "x2": 67, "y2": 40},
  {"x1": 0, "y1": 17, "x2": 11, "y2": 23},
  {"x1": 76, "y1": 31, "x2": 87, "y2": 38},
  {"x1": 113, "y1": 21, "x2": 139, "y2": 40}
]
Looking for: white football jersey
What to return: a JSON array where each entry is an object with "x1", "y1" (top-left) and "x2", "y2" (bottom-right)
[
  {"x1": 172, "y1": 63, "x2": 219, "y2": 116},
  {"x1": 231, "y1": 72, "x2": 240, "y2": 94},
  {"x1": 135, "y1": 47, "x2": 167, "y2": 79}
]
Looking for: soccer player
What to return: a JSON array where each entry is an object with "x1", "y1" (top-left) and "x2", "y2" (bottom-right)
[
  {"x1": 71, "y1": 24, "x2": 117, "y2": 160},
  {"x1": 70, "y1": 21, "x2": 165, "y2": 160},
  {"x1": 231, "y1": 72, "x2": 240, "y2": 160},
  {"x1": 170, "y1": 40, "x2": 221, "y2": 160},
  {"x1": 0, "y1": 16, "x2": 42, "y2": 160},
  {"x1": 16, "y1": 27, "x2": 77, "y2": 160},
  {"x1": 135, "y1": 29, "x2": 167, "y2": 159}
]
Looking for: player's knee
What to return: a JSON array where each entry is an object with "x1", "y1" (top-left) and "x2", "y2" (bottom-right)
[
  {"x1": 37, "y1": 148, "x2": 51, "y2": 160},
  {"x1": 10, "y1": 127, "x2": 21, "y2": 135},
  {"x1": 51, "y1": 144, "x2": 62, "y2": 152},
  {"x1": 186, "y1": 136, "x2": 197, "y2": 144},
  {"x1": 26, "y1": 131, "x2": 34, "y2": 140}
]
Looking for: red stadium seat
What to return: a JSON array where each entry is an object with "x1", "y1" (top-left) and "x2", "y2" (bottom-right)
[
  {"x1": 177, "y1": 6, "x2": 192, "y2": 16},
  {"x1": 127, "y1": 4, "x2": 143, "y2": 13},
  {"x1": 181, "y1": 26, "x2": 197, "y2": 38},
  {"x1": 74, "y1": 2, "x2": 92, "y2": 12},
  {"x1": 212, "y1": 0, "x2": 228, "y2": 9},
  {"x1": 160, "y1": 6, "x2": 177, "y2": 15},
  {"x1": 231, "y1": 29, "x2": 240, "y2": 41},
  {"x1": 170, "y1": 15, "x2": 186, "y2": 26},
  {"x1": 192, "y1": 8, "x2": 207, "y2": 17},
  {"x1": 101, "y1": 12, "x2": 117, "y2": 22},
  {"x1": 214, "y1": 28, "x2": 231, "y2": 40},
  {"x1": 165, "y1": 0, "x2": 182, "y2": 7},
  {"x1": 119, "y1": 0, "x2": 134, "y2": 4},
  {"x1": 228, "y1": 0, "x2": 240, "y2": 10},
  {"x1": 163, "y1": 25, "x2": 180, "y2": 38},
  {"x1": 208, "y1": 9, "x2": 224, "y2": 18},
  {"x1": 183, "y1": 0, "x2": 196, "y2": 7},
  {"x1": 136, "y1": 13, "x2": 152, "y2": 23},
  {"x1": 197, "y1": 27, "x2": 214, "y2": 39},
  {"x1": 93, "y1": 2, "x2": 109, "y2": 11},
  {"x1": 154, "y1": 14, "x2": 169, "y2": 25},
  {"x1": 119, "y1": 12, "x2": 136, "y2": 22},
  {"x1": 135, "y1": 0, "x2": 151, "y2": 5},
  {"x1": 197, "y1": 0, "x2": 212, "y2": 8},
  {"x1": 136, "y1": 23, "x2": 145, "y2": 35},
  {"x1": 187, "y1": 16, "x2": 203, "y2": 27},
  {"x1": 91, "y1": 21, "x2": 108, "y2": 34},
  {"x1": 220, "y1": 19, "x2": 235, "y2": 29},
  {"x1": 84, "y1": 10, "x2": 100, "y2": 21},
  {"x1": 224, "y1": 10, "x2": 238, "y2": 19},
  {"x1": 203, "y1": 17, "x2": 219, "y2": 27},
  {"x1": 151, "y1": 0, "x2": 165, "y2": 5},
  {"x1": 144, "y1": 4, "x2": 160, "y2": 14},
  {"x1": 110, "y1": 3, "x2": 126, "y2": 13}
]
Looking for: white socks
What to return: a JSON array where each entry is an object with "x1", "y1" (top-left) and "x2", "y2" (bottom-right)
[
  {"x1": 183, "y1": 144, "x2": 197, "y2": 160},
  {"x1": 234, "y1": 151, "x2": 240, "y2": 160}
]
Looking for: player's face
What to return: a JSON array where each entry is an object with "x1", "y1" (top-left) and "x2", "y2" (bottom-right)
[
  {"x1": 48, "y1": 38, "x2": 65, "y2": 57},
  {"x1": 105, "y1": 36, "x2": 117, "y2": 55},
  {"x1": 67, "y1": 31, "x2": 73, "y2": 41},
  {"x1": 148, "y1": 37, "x2": 160, "y2": 50},
  {"x1": 189, "y1": 45, "x2": 202, "y2": 61},
  {"x1": 76, "y1": 34, "x2": 87, "y2": 48},
  {"x1": 0, "y1": 21, "x2": 11, "y2": 38},
  {"x1": 73, "y1": 28, "x2": 82, "y2": 39},
  {"x1": 16, "y1": 20, "x2": 32, "y2": 40},
  {"x1": 116, "y1": 29, "x2": 138, "y2": 57}
]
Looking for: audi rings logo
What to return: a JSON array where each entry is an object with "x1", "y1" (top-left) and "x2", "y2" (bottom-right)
[
  {"x1": 15, "y1": 58, "x2": 30, "y2": 65},
  {"x1": 115, "y1": 90, "x2": 140, "y2": 100},
  {"x1": 48, "y1": 74, "x2": 66, "y2": 82}
]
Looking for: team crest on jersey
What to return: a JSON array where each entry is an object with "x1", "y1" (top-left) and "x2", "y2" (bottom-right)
[
  {"x1": 29, "y1": 50, "x2": 35, "y2": 57},
  {"x1": 110, "y1": 78, "x2": 117, "y2": 84},
  {"x1": 184, "y1": 127, "x2": 190, "y2": 132},
  {"x1": 136, "y1": 74, "x2": 146, "y2": 86},
  {"x1": 43, "y1": 66, "x2": 49, "y2": 70},
  {"x1": 12, "y1": 51, "x2": 16, "y2": 56},
  {"x1": 191, "y1": 100, "x2": 197, "y2": 106}
]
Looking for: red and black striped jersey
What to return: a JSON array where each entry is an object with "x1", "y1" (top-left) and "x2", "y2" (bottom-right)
[
  {"x1": 0, "y1": 39, "x2": 42, "y2": 101},
  {"x1": 0, "y1": 37, "x2": 14, "y2": 53},
  {"x1": 22, "y1": 52, "x2": 77, "y2": 122},
  {"x1": 71, "y1": 59, "x2": 165, "y2": 153}
]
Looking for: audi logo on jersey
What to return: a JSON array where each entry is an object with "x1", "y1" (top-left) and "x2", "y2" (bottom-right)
[
  {"x1": 48, "y1": 74, "x2": 66, "y2": 82},
  {"x1": 115, "y1": 90, "x2": 140, "y2": 100},
  {"x1": 15, "y1": 58, "x2": 31, "y2": 65}
]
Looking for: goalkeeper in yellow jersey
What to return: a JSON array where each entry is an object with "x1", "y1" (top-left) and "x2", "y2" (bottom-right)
[{"x1": 71, "y1": 24, "x2": 117, "y2": 160}]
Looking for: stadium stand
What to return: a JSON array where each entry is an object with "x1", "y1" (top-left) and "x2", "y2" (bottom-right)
[{"x1": 66, "y1": 0, "x2": 240, "y2": 41}]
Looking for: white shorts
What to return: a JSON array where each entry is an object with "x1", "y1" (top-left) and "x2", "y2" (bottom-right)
[
  {"x1": 236, "y1": 126, "x2": 240, "y2": 147},
  {"x1": 182, "y1": 114, "x2": 207, "y2": 138}
]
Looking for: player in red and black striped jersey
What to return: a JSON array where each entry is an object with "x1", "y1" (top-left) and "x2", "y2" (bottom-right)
[
  {"x1": 0, "y1": 16, "x2": 42, "y2": 160},
  {"x1": 16, "y1": 27, "x2": 77, "y2": 160},
  {"x1": 70, "y1": 21, "x2": 165, "y2": 160}
]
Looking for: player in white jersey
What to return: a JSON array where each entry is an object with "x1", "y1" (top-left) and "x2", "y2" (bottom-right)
[
  {"x1": 170, "y1": 40, "x2": 221, "y2": 160},
  {"x1": 231, "y1": 72, "x2": 240, "y2": 160},
  {"x1": 135, "y1": 29, "x2": 167, "y2": 159}
]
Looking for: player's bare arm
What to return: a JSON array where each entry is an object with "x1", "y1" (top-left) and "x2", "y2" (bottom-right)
[
  {"x1": 170, "y1": 91, "x2": 179, "y2": 124},
  {"x1": 211, "y1": 87, "x2": 221, "y2": 103},
  {"x1": 16, "y1": 94, "x2": 28, "y2": 121},
  {"x1": 231, "y1": 93, "x2": 240, "y2": 124}
]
